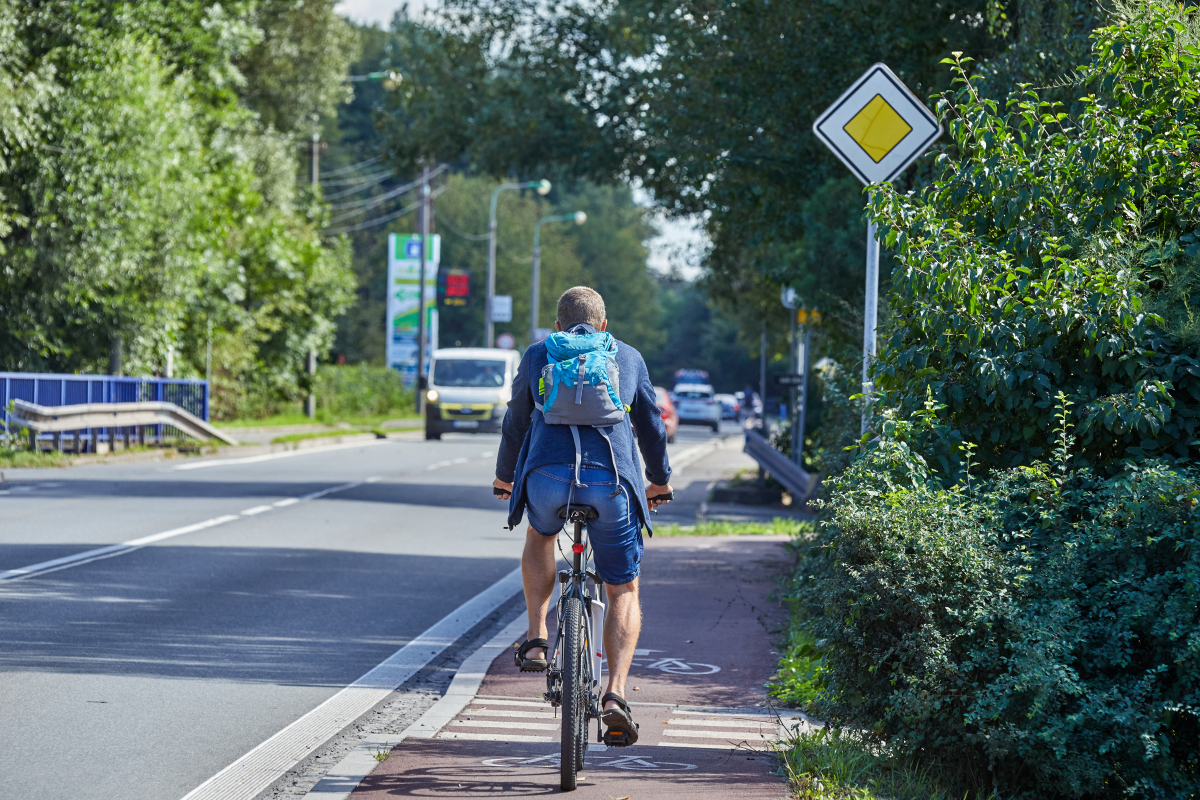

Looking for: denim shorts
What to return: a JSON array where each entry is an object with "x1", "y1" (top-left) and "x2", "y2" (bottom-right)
[{"x1": 524, "y1": 464, "x2": 643, "y2": 586}]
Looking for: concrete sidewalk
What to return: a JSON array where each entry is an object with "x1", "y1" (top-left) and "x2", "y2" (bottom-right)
[{"x1": 345, "y1": 534, "x2": 800, "y2": 798}]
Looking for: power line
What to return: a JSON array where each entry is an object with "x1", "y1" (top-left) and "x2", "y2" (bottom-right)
[
  {"x1": 327, "y1": 175, "x2": 422, "y2": 214},
  {"x1": 433, "y1": 210, "x2": 491, "y2": 241},
  {"x1": 326, "y1": 164, "x2": 448, "y2": 220},
  {"x1": 322, "y1": 184, "x2": 448, "y2": 236},
  {"x1": 319, "y1": 156, "x2": 381, "y2": 178},
  {"x1": 319, "y1": 169, "x2": 392, "y2": 189},
  {"x1": 323, "y1": 198, "x2": 420, "y2": 235}
]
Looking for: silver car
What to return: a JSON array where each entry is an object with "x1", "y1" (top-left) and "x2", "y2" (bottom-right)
[{"x1": 672, "y1": 383, "x2": 721, "y2": 432}]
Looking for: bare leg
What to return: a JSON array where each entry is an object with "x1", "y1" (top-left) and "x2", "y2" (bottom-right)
[
  {"x1": 602, "y1": 577, "x2": 641, "y2": 709},
  {"x1": 522, "y1": 525, "x2": 557, "y2": 660}
]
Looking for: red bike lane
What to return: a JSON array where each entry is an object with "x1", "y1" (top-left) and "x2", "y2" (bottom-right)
[{"x1": 349, "y1": 534, "x2": 800, "y2": 798}]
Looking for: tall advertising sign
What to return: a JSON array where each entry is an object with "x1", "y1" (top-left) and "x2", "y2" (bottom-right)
[{"x1": 387, "y1": 233, "x2": 440, "y2": 387}]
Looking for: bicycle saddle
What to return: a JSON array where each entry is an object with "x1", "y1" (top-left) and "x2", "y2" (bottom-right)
[{"x1": 556, "y1": 504, "x2": 599, "y2": 521}]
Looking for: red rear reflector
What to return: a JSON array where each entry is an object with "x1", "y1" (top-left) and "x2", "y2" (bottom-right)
[
  {"x1": 596, "y1": 652, "x2": 603, "y2": 657},
  {"x1": 572, "y1": 543, "x2": 584, "y2": 553}
]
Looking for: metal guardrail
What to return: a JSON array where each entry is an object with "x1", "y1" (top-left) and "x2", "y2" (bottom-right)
[
  {"x1": 10, "y1": 400, "x2": 238, "y2": 447},
  {"x1": 743, "y1": 427, "x2": 819, "y2": 503},
  {"x1": 1, "y1": 372, "x2": 210, "y2": 451}
]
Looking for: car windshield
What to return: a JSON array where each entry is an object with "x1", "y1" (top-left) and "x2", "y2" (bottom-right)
[{"x1": 432, "y1": 359, "x2": 507, "y2": 388}]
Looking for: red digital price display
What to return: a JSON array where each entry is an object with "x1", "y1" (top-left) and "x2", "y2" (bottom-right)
[{"x1": 441, "y1": 269, "x2": 470, "y2": 306}]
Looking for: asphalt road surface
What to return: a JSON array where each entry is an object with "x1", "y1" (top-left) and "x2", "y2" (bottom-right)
[{"x1": 0, "y1": 419, "x2": 741, "y2": 800}]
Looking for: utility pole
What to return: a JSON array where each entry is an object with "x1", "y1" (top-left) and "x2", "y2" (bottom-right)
[
  {"x1": 306, "y1": 112, "x2": 320, "y2": 419},
  {"x1": 790, "y1": 308, "x2": 799, "y2": 459},
  {"x1": 795, "y1": 324, "x2": 811, "y2": 468},
  {"x1": 759, "y1": 321, "x2": 767, "y2": 429},
  {"x1": 416, "y1": 165, "x2": 430, "y2": 414}
]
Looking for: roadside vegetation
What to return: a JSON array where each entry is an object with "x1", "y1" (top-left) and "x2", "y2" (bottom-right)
[
  {"x1": 0, "y1": 447, "x2": 68, "y2": 469},
  {"x1": 769, "y1": 4, "x2": 1200, "y2": 797}
]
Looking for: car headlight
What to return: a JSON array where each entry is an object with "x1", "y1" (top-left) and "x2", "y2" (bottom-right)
[{"x1": 426, "y1": 389, "x2": 439, "y2": 403}]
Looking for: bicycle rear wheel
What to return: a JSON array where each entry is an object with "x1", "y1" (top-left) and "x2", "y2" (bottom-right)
[{"x1": 559, "y1": 594, "x2": 587, "y2": 791}]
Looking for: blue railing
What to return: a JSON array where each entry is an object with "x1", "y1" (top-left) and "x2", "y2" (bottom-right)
[{"x1": 1, "y1": 372, "x2": 209, "y2": 449}]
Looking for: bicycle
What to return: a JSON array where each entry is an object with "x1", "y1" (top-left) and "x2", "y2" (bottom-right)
[{"x1": 542, "y1": 495, "x2": 669, "y2": 791}]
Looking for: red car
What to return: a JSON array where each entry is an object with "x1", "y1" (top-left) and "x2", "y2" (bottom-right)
[{"x1": 655, "y1": 387, "x2": 679, "y2": 443}]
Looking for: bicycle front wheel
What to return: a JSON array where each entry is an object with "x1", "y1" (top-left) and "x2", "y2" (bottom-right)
[{"x1": 559, "y1": 594, "x2": 587, "y2": 791}]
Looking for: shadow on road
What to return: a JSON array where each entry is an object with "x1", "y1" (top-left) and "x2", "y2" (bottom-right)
[{"x1": 0, "y1": 546, "x2": 515, "y2": 688}]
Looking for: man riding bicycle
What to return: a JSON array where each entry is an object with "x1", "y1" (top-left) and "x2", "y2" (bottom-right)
[{"x1": 493, "y1": 286, "x2": 673, "y2": 746}]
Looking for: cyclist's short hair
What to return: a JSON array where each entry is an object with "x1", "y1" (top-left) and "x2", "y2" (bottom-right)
[{"x1": 557, "y1": 286, "x2": 606, "y2": 329}]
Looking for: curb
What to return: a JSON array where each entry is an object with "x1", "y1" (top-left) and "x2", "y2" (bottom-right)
[{"x1": 305, "y1": 615, "x2": 529, "y2": 799}]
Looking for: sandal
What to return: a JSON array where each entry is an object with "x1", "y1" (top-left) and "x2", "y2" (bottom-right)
[
  {"x1": 600, "y1": 692, "x2": 639, "y2": 746},
  {"x1": 514, "y1": 638, "x2": 549, "y2": 672}
]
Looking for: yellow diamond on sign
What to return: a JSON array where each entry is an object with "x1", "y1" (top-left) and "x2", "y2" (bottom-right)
[{"x1": 842, "y1": 94, "x2": 912, "y2": 163}]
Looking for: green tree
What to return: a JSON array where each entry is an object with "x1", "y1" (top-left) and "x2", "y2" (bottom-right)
[{"x1": 871, "y1": 0, "x2": 1200, "y2": 475}]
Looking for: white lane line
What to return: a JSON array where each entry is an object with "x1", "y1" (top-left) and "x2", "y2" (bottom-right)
[
  {"x1": 180, "y1": 567, "x2": 524, "y2": 800},
  {"x1": 0, "y1": 479, "x2": 376, "y2": 584},
  {"x1": 465, "y1": 698, "x2": 549, "y2": 708},
  {"x1": 241, "y1": 505, "x2": 273, "y2": 516},
  {"x1": 662, "y1": 728, "x2": 776, "y2": 740},
  {"x1": 305, "y1": 616, "x2": 527, "y2": 799},
  {"x1": 446, "y1": 719, "x2": 559, "y2": 731},
  {"x1": 665, "y1": 718, "x2": 780, "y2": 729},
  {"x1": 0, "y1": 515, "x2": 239, "y2": 582},
  {"x1": 174, "y1": 440, "x2": 386, "y2": 471},
  {"x1": 273, "y1": 498, "x2": 300, "y2": 508},
  {"x1": 657, "y1": 741, "x2": 772, "y2": 751},
  {"x1": 435, "y1": 732, "x2": 553, "y2": 743},
  {"x1": 458, "y1": 708, "x2": 555, "y2": 719}
]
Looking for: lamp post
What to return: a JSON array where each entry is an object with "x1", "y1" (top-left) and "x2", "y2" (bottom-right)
[
  {"x1": 487, "y1": 179, "x2": 551, "y2": 347},
  {"x1": 530, "y1": 212, "x2": 587, "y2": 344}
]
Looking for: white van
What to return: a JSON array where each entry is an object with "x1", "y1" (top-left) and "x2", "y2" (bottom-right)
[{"x1": 423, "y1": 348, "x2": 522, "y2": 440}]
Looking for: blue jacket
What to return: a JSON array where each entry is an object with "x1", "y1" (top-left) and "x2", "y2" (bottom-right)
[{"x1": 496, "y1": 336, "x2": 672, "y2": 534}]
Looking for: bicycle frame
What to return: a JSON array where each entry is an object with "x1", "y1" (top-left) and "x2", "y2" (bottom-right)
[{"x1": 545, "y1": 511, "x2": 605, "y2": 738}]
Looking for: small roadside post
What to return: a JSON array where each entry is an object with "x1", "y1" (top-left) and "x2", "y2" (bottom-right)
[
  {"x1": 780, "y1": 287, "x2": 800, "y2": 461},
  {"x1": 812, "y1": 63, "x2": 942, "y2": 433}
]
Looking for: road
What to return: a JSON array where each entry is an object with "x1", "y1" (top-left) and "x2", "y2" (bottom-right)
[{"x1": 0, "y1": 419, "x2": 742, "y2": 800}]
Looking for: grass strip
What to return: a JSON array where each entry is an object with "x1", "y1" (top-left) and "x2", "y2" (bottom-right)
[
  {"x1": 654, "y1": 517, "x2": 813, "y2": 537},
  {"x1": 0, "y1": 448, "x2": 70, "y2": 469}
]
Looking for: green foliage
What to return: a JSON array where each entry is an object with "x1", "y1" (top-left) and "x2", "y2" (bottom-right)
[
  {"x1": 313, "y1": 363, "x2": 414, "y2": 420},
  {"x1": 769, "y1": 620, "x2": 827, "y2": 709},
  {"x1": 814, "y1": 398, "x2": 1200, "y2": 798},
  {"x1": 0, "y1": 1, "x2": 355, "y2": 418},
  {"x1": 871, "y1": 2, "x2": 1200, "y2": 476},
  {"x1": 782, "y1": 726, "x2": 972, "y2": 800}
]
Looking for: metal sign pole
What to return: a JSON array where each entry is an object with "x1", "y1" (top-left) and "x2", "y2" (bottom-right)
[
  {"x1": 861, "y1": 219, "x2": 880, "y2": 435},
  {"x1": 790, "y1": 308, "x2": 800, "y2": 461},
  {"x1": 797, "y1": 325, "x2": 811, "y2": 466}
]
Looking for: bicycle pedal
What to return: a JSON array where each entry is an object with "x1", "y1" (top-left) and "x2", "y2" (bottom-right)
[{"x1": 602, "y1": 731, "x2": 634, "y2": 747}]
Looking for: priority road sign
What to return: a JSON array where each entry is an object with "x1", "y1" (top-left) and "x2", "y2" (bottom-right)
[{"x1": 812, "y1": 62, "x2": 942, "y2": 186}]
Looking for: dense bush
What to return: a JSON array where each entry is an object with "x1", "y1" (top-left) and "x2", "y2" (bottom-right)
[
  {"x1": 871, "y1": 0, "x2": 1200, "y2": 478},
  {"x1": 814, "y1": 400, "x2": 1200, "y2": 798},
  {"x1": 313, "y1": 364, "x2": 414, "y2": 420}
]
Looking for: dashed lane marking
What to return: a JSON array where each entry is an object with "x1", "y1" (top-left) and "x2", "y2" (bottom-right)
[
  {"x1": 0, "y1": 478, "x2": 378, "y2": 583},
  {"x1": 174, "y1": 439, "x2": 386, "y2": 470}
]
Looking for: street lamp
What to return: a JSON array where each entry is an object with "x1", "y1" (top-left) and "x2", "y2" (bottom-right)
[
  {"x1": 530, "y1": 212, "x2": 587, "y2": 345},
  {"x1": 487, "y1": 179, "x2": 551, "y2": 348}
]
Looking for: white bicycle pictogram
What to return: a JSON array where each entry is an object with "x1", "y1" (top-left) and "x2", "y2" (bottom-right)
[
  {"x1": 630, "y1": 649, "x2": 721, "y2": 675},
  {"x1": 482, "y1": 754, "x2": 697, "y2": 771}
]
